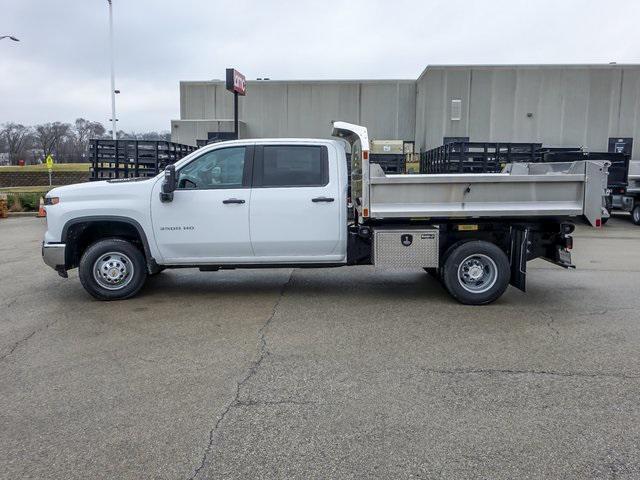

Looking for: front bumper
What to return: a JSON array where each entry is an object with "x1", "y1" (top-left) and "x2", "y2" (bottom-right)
[{"x1": 42, "y1": 242, "x2": 66, "y2": 270}]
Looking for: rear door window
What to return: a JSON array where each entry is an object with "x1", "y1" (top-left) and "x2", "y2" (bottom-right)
[{"x1": 258, "y1": 145, "x2": 328, "y2": 187}]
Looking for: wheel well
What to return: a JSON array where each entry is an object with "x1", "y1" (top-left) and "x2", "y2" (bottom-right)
[
  {"x1": 440, "y1": 229, "x2": 511, "y2": 261},
  {"x1": 64, "y1": 220, "x2": 148, "y2": 270}
]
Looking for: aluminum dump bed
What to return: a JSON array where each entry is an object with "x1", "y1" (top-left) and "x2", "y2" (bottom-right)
[{"x1": 332, "y1": 121, "x2": 609, "y2": 227}]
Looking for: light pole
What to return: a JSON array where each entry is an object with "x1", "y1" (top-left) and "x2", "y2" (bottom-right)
[
  {"x1": 107, "y1": 0, "x2": 117, "y2": 140},
  {"x1": 0, "y1": 36, "x2": 20, "y2": 41}
]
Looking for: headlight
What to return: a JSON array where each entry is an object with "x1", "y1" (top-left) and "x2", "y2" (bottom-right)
[{"x1": 44, "y1": 197, "x2": 60, "y2": 205}]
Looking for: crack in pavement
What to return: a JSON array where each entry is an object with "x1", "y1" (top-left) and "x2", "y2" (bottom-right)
[
  {"x1": 0, "y1": 318, "x2": 60, "y2": 361},
  {"x1": 186, "y1": 270, "x2": 295, "y2": 480},
  {"x1": 2, "y1": 298, "x2": 17, "y2": 309},
  {"x1": 235, "y1": 399, "x2": 315, "y2": 407},
  {"x1": 543, "y1": 312, "x2": 560, "y2": 336},
  {"x1": 535, "y1": 306, "x2": 640, "y2": 338},
  {"x1": 578, "y1": 306, "x2": 639, "y2": 317},
  {"x1": 421, "y1": 367, "x2": 640, "y2": 380}
]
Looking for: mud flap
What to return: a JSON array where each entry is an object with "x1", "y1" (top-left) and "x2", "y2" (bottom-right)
[
  {"x1": 509, "y1": 228, "x2": 528, "y2": 292},
  {"x1": 544, "y1": 245, "x2": 575, "y2": 269}
]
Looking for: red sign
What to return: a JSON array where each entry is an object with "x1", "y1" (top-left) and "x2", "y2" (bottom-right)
[{"x1": 226, "y1": 68, "x2": 246, "y2": 96}]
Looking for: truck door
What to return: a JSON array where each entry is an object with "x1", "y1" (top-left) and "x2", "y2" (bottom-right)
[
  {"x1": 249, "y1": 144, "x2": 344, "y2": 262},
  {"x1": 150, "y1": 146, "x2": 254, "y2": 263}
]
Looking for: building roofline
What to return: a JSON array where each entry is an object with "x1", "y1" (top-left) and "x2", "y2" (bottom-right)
[
  {"x1": 181, "y1": 64, "x2": 640, "y2": 87},
  {"x1": 180, "y1": 78, "x2": 415, "y2": 86},
  {"x1": 416, "y1": 63, "x2": 640, "y2": 80},
  {"x1": 171, "y1": 119, "x2": 246, "y2": 123}
]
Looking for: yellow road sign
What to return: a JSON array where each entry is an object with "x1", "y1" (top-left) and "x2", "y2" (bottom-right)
[{"x1": 45, "y1": 155, "x2": 54, "y2": 170}]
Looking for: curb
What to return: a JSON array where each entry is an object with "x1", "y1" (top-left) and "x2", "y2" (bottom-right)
[{"x1": 4, "y1": 212, "x2": 40, "y2": 218}]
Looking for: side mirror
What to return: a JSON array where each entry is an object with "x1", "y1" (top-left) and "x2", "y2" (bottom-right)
[{"x1": 160, "y1": 164, "x2": 176, "y2": 202}]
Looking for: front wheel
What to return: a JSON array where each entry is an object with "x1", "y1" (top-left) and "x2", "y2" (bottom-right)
[
  {"x1": 79, "y1": 238, "x2": 147, "y2": 300},
  {"x1": 442, "y1": 241, "x2": 510, "y2": 305}
]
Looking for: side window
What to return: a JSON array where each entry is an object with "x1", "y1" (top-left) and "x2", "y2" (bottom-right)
[
  {"x1": 260, "y1": 145, "x2": 328, "y2": 187},
  {"x1": 177, "y1": 147, "x2": 246, "y2": 190}
]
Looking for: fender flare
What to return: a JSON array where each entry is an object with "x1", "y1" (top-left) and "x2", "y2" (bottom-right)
[{"x1": 61, "y1": 215, "x2": 159, "y2": 272}]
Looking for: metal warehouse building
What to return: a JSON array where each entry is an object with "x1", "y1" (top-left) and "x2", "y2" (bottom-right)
[{"x1": 172, "y1": 64, "x2": 640, "y2": 158}]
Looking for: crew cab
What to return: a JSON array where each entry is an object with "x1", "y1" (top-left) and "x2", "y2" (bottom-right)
[{"x1": 42, "y1": 122, "x2": 609, "y2": 305}]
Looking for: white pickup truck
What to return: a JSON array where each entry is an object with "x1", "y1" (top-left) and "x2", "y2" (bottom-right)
[{"x1": 42, "y1": 122, "x2": 609, "y2": 305}]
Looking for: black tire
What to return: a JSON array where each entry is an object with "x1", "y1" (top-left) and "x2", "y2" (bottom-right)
[
  {"x1": 601, "y1": 208, "x2": 610, "y2": 225},
  {"x1": 438, "y1": 240, "x2": 467, "y2": 283},
  {"x1": 424, "y1": 267, "x2": 439, "y2": 278},
  {"x1": 442, "y1": 241, "x2": 510, "y2": 305},
  {"x1": 78, "y1": 238, "x2": 147, "y2": 300},
  {"x1": 632, "y1": 205, "x2": 640, "y2": 226}
]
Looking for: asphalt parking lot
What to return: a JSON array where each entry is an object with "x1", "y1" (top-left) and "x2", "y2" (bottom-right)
[{"x1": 1, "y1": 216, "x2": 640, "y2": 479}]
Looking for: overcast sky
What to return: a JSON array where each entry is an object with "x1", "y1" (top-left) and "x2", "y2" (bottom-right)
[{"x1": 1, "y1": 0, "x2": 639, "y2": 132}]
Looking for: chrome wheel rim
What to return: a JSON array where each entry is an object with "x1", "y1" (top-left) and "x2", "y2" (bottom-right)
[
  {"x1": 93, "y1": 251, "x2": 134, "y2": 290},
  {"x1": 457, "y1": 254, "x2": 498, "y2": 294},
  {"x1": 634, "y1": 208, "x2": 640, "y2": 223}
]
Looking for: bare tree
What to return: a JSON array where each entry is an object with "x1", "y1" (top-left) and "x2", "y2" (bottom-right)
[
  {"x1": 1, "y1": 120, "x2": 173, "y2": 164},
  {"x1": 0, "y1": 123, "x2": 32, "y2": 165},
  {"x1": 34, "y1": 122, "x2": 72, "y2": 161},
  {"x1": 140, "y1": 131, "x2": 171, "y2": 141},
  {"x1": 116, "y1": 130, "x2": 171, "y2": 141},
  {"x1": 71, "y1": 118, "x2": 106, "y2": 161}
]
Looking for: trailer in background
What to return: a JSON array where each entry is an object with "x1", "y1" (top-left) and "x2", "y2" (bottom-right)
[
  {"x1": 89, "y1": 139, "x2": 197, "y2": 181},
  {"x1": 368, "y1": 139, "x2": 414, "y2": 174},
  {"x1": 613, "y1": 161, "x2": 640, "y2": 224},
  {"x1": 540, "y1": 149, "x2": 629, "y2": 194},
  {"x1": 420, "y1": 143, "x2": 628, "y2": 177}
]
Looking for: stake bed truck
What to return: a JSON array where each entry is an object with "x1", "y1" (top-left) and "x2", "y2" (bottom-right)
[{"x1": 42, "y1": 122, "x2": 609, "y2": 305}]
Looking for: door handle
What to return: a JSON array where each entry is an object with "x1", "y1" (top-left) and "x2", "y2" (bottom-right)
[
  {"x1": 222, "y1": 198, "x2": 245, "y2": 204},
  {"x1": 311, "y1": 197, "x2": 335, "y2": 203}
]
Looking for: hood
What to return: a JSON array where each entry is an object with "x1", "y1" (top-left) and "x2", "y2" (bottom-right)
[{"x1": 47, "y1": 178, "x2": 156, "y2": 202}]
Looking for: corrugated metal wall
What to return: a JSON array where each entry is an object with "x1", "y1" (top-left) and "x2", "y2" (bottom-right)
[
  {"x1": 176, "y1": 80, "x2": 416, "y2": 144},
  {"x1": 175, "y1": 65, "x2": 640, "y2": 157},
  {"x1": 414, "y1": 65, "x2": 640, "y2": 154},
  {"x1": 170, "y1": 120, "x2": 246, "y2": 146}
]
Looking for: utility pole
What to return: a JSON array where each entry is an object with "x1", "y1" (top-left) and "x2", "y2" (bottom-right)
[
  {"x1": 108, "y1": 0, "x2": 117, "y2": 140},
  {"x1": 234, "y1": 91, "x2": 239, "y2": 139}
]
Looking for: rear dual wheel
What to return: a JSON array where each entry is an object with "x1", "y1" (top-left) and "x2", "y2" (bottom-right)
[
  {"x1": 632, "y1": 205, "x2": 640, "y2": 225},
  {"x1": 442, "y1": 241, "x2": 510, "y2": 305}
]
